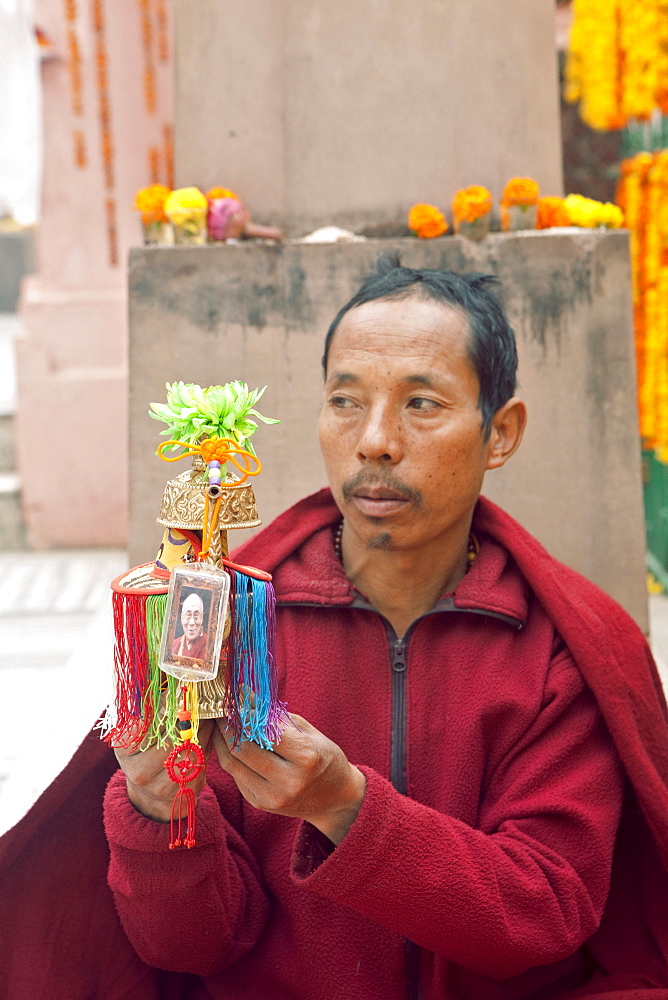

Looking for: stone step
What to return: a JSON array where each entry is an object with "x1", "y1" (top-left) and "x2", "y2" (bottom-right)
[{"x1": 0, "y1": 470, "x2": 27, "y2": 550}]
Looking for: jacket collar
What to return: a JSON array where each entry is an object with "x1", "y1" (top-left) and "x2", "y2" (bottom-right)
[{"x1": 232, "y1": 488, "x2": 529, "y2": 626}]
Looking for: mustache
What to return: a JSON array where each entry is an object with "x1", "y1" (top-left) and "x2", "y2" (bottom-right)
[{"x1": 341, "y1": 469, "x2": 422, "y2": 507}]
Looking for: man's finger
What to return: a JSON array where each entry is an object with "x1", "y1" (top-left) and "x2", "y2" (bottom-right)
[
  {"x1": 212, "y1": 728, "x2": 271, "y2": 798},
  {"x1": 214, "y1": 721, "x2": 277, "y2": 764}
]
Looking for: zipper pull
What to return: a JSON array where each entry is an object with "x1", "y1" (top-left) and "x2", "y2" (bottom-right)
[{"x1": 392, "y1": 638, "x2": 406, "y2": 672}]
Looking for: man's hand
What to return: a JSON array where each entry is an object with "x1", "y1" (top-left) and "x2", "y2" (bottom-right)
[
  {"x1": 113, "y1": 719, "x2": 214, "y2": 822},
  {"x1": 212, "y1": 714, "x2": 366, "y2": 845}
]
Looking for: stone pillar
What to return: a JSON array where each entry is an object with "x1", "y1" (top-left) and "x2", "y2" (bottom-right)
[
  {"x1": 128, "y1": 231, "x2": 648, "y2": 631},
  {"x1": 15, "y1": 0, "x2": 173, "y2": 546},
  {"x1": 174, "y1": 0, "x2": 563, "y2": 235}
]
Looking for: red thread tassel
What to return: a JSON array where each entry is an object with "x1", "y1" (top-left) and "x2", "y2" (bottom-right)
[
  {"x1": 106, "y1": 591, "x2": 152, "y2": 750},
  {"x1": 169, "y1": 786, "x2": 197, "y2": 849}
]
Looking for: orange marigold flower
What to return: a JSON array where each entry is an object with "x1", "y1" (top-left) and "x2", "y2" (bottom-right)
[
  {"x1": 536, "y1": 196, "x2": 571, "y2": 229},
  {"x1": 407, "y1": 203, "x2": 448, "y2": 239},
  {"x1": 501, "y1": 177, "x2": 540, "y2": 207},
  {"x1": 134, "y1": 184, "x2": 171, "y2": 224},
  {"x1": 451, "y1": 186, "x2": 493, "y2": 224},
  {"x1": 207, "y1": 186, "x2": 239, "y2": 201}
]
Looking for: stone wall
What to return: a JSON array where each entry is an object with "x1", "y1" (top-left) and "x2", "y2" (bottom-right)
[
  {"x1": 128, "y1": 230, "x2": 647, "y2": 629},
  {"x1": 174, "y1": 0, "x2": 563, "y2": 235}
]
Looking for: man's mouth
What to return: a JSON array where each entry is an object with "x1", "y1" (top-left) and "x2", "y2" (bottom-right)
[
  {"x1": 342, "y1": 474, "x2": 421, "y2": 518},
  {"x1": 348, "y1": 484, "x2": 414, "y2": 517},
  {"x1": 354, "y1": 487, "x2": 409, "y2": 501}
]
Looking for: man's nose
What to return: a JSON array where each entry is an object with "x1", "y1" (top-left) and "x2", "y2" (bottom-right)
[{"x1": 356, "y1": 405, "x2": 402, "y2": 463}]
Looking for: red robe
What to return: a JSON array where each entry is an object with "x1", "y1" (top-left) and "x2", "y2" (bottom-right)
[
  {"x1": 1, "y1": 490, "x2": 667, "y2": 999},
  {"x1": 171, "y1": 631, "x2": 207, "y2": 659}
]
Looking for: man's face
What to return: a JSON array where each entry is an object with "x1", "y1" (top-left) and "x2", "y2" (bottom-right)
[
  {"x1": 181, "y1": 593, "x2": 204, "y2": 642},
  {"x1": 318, "y1": 295, "x2": 498, "y2": 555}
]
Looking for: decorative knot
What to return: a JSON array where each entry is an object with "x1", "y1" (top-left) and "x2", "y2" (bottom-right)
[{"x1": 157, "y1": 436, "x2": 262, "y2": 485}]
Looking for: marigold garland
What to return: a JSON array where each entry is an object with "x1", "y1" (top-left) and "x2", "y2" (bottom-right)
[
  {"x1": 616, "y1": 149, "x2": 668, "y2": 458},
  {"x1": 407, "y1": 203, "x2": 448, "y2": 239},
  {"x1": 451, "y1": 186, "x2": 492, "y2": 224},
  {"x1": 565, "y1": 0, "x2": 668, "y2": 130},
  {"x1": 62, "y1": 0, "x2": 87, "y2": 168},
  {"x1": 139, "y1": 0, "x2": 157, "y2": 116},
  {"x1": 91, "y1": 0, "x2": 118, "y2": 266}
]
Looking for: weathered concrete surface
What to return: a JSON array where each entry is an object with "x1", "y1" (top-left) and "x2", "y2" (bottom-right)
[
  {"x1": 174, "y1": 0, "x2": 563, "y2": 236},
  {"x1": 129, "y1": 231, "x2": 647, "y2": 630}
]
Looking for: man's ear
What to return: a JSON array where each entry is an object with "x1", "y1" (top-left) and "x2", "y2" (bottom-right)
[{"x1": 485, "y1": 398, "x2": 527, "y2": 470}]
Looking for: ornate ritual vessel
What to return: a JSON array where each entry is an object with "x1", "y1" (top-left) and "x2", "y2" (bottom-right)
[{"x1": 99, "y1": 381, "x2": 286, "y2": 847}]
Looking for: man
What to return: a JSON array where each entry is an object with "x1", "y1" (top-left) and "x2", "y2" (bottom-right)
[
  {"x1": 172, "y1": 590, "x2": 207, "y2": 659},
  {"x1": 1, "y1": 257, "x2": 667, "y2": 1000}
]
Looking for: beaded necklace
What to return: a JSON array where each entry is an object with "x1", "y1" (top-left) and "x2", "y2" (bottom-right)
[{"x1": 332, "y1": 520, "x2": 479, "y2": 571}]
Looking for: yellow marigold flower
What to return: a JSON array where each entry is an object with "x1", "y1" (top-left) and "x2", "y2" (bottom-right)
[
  {"x1": 451, "y1": 186, "x2": 493, "y2": 224},
  {"x1": 206, "y1": 186, "x2": 239, "y2": 201},
  {"x1": 407, "y1": 203, "x2": 448, "y2": 239},
  {"x1": 501, "y1": 177, "x2": 540, "y2": 206},
  {"x1": 134, "y1": 184, "x2": 170, "y2": 224},
  {"x1": 164, "y1": 187, "x2": 209, "y2": 227},
  {"x1": 536, "y1": 197, "x2": 571, "y2": 229},
  {"x1": 564, "y1": 193, "x2": 623, "y2": 228},
  {"x1": 598, "y1": 202, "x2": 624, "y2": 229}
]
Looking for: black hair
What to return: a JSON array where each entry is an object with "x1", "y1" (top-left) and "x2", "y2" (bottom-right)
[{"x1": 321, "y1": 252, "x2": 518, "y2": 437}]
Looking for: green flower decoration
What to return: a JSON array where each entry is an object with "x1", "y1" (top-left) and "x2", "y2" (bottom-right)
[{"x1": 149, "y1": 381, "x2": 279, "y2": 458}]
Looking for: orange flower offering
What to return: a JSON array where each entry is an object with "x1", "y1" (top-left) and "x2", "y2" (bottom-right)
[
  {"x1": 407, "y1": 203, "x2": 448, "y2": 239},
  {"x1": 206, "y1": 186, "x2": 239, "y2": 202},
  {"x1": 501, "y1": 177, "x2": 540, "y2": 207},
  {"x1": 451, "y1": 186, "x2": 493, "y2": 224},
  {"x1": 134, "y1": 184, "x2": 170, "y2": 224},
  {"x1": 536, "y1": 196, "x2": 571, "y2": 229},
  {"x1": 616, "y1": 149, "x2": 668, "y2": 457}
]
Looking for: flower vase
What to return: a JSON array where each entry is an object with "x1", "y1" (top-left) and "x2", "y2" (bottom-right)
[
  {"x1": 454, "y1": 211, "x2": 491, "y2": 242},
  {"x1": 173, "y1": 217, "x2": 207, "y2": 245},
  {"x1": 141, "y1": 220, "x2": 171, "y2": 245},
  {"x1": 501, "y1": 203, "x2": 538, "y2": 232}
]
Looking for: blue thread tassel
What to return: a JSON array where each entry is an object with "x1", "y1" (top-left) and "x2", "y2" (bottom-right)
[{"x1": 228, "y1": 571, "x2": 286, "y2": 749}]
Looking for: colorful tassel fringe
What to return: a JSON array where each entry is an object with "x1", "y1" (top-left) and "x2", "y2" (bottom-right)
[
  {"x1": 225, "y1": 571, "x2": 285, "y2": 749},
  {"x1": 102, "y1": 571, "x2": 285, "y2": 754}
]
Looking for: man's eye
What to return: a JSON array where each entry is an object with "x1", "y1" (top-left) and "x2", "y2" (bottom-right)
[
  {"x1": 408, "y1": 397, "x2": 440, "y2": 411},
  {"x1": 330, "y1": 396, "x2": 355, "y2": 409}
]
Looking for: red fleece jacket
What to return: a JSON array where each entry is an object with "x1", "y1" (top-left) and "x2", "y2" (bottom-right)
[{"x1": 1, "y1": 491, "x2": 667, "y2": 1000}]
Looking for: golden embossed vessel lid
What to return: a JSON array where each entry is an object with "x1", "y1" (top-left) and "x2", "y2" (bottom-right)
[
  {"x1": 156, "y1": 455, "x2": 262, "y2": 533},
  {"x1": 99, "y1": 381, "x2": 286, "y2": 849}
]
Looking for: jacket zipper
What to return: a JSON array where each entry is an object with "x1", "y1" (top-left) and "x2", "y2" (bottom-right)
[
  {"x1": 277, "y1": 599, "x2": 521, "y2": 1000},
  {"x1": 389, "y1": 632, "x2": 421, "y2": 1000},
  {"x1": 390, "y1": 636, "x2": 407, "y2": 794}
]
